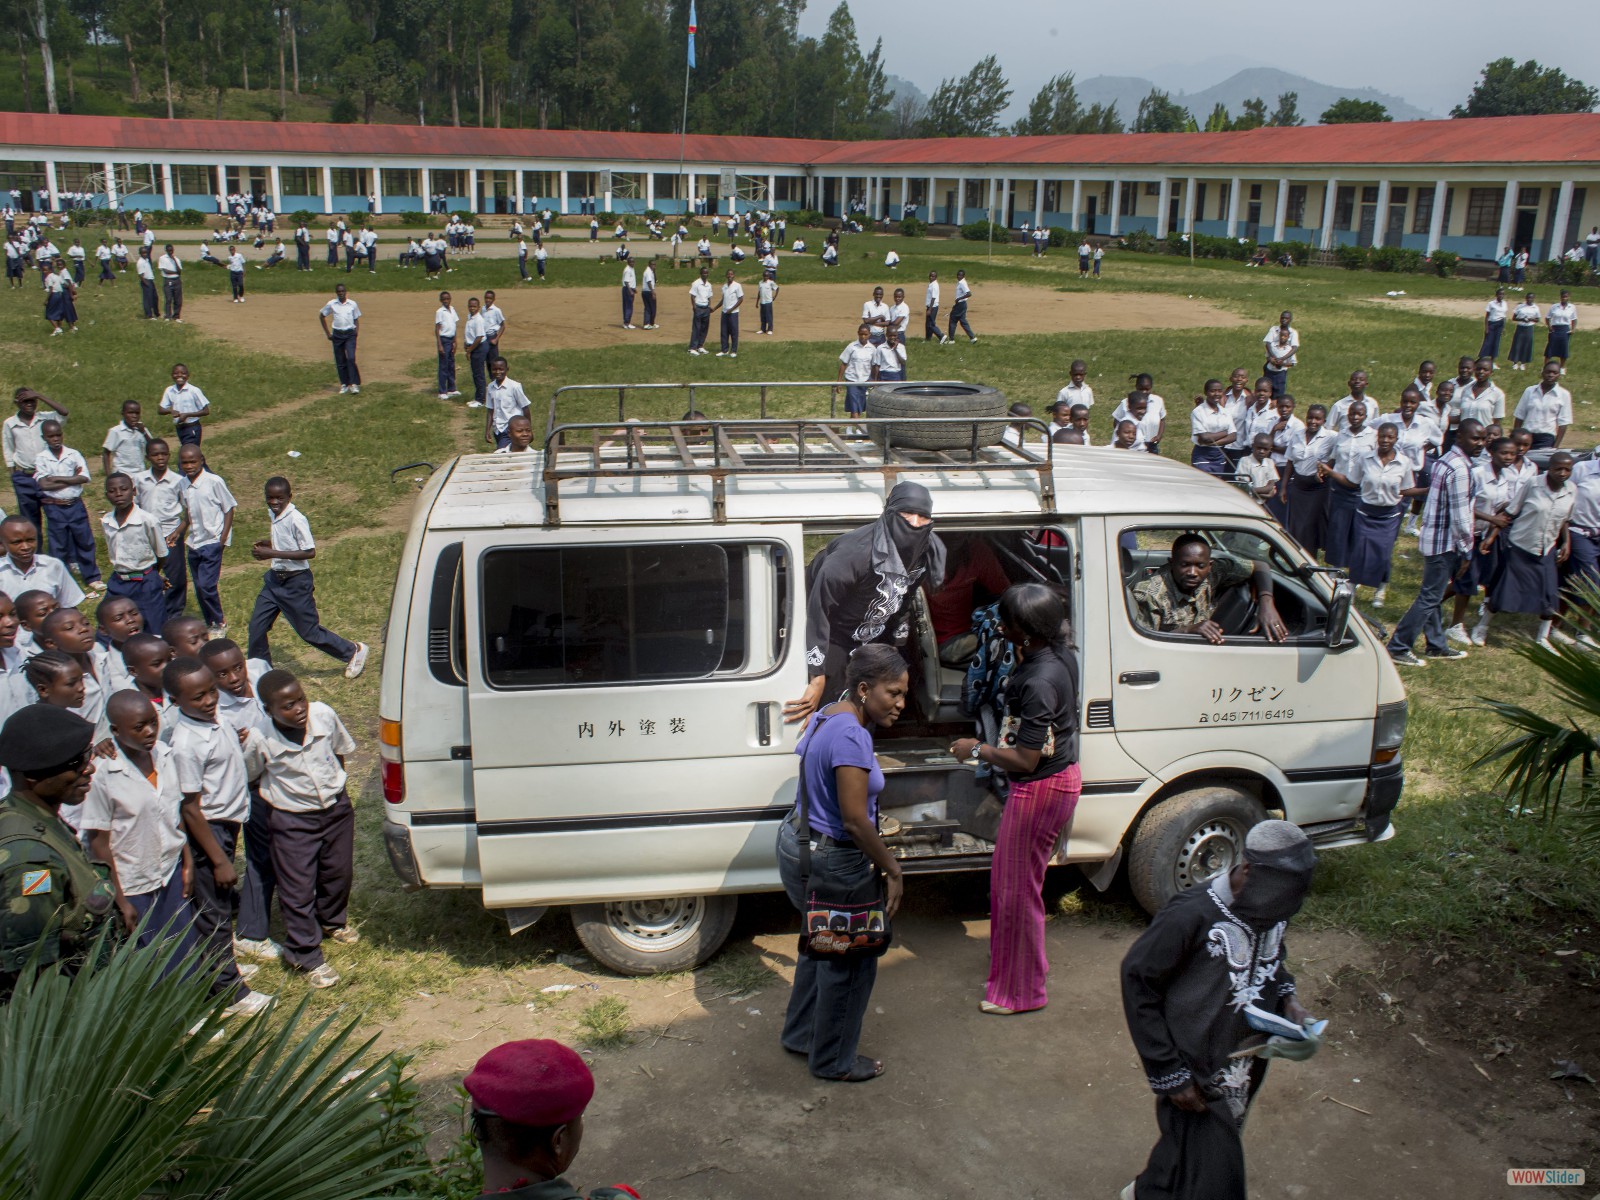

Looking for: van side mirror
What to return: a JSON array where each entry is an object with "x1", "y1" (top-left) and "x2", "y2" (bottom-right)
[{"x1": 1325, "y1": 580, "x2": 1355, "y2": 647}]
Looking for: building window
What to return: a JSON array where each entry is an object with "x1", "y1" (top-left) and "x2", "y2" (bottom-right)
[
  {"x1": 330, "y1": 168, "x2": 368, "y2": 196},
  {"x1": 1285, "y1": 185, "x2": 1307, "y2": 227},
  {"x1": 774, "y1": 175, "x2": 803, "y2": 202},
  {"x1": 1389, "y1": 186, "x2": 1409, "y2": 204},
  {"x1": 1412, "y1": 187, "x2": 1435, "y2": 234},
  {"x1": 1464, "y1": 187, "x2": 1504, "y2": 237},
  {"x1": 1144, "y1": 182, "x2": 1160, "y2": 197},
  {"x1": 175, "y1": 165, "x2": 213, "y2": 195},
  {"x1": 1121, "y1": 181, "x2": 1136, "y2": 216},
  {"x1": 380, "y1": 168, "x2": 419, "y2": 197},
  {"x1": 1249, "y1": 183, "x2": 1262, "y2": 200},
  {"x1": 1334, "y1": 186, "x2": 1355, "y2": 230},
  {"x1": 279, "y1": 167, "x2": 317, "y2": 196},
  {"x1": 1194, "y1": 183, "x2": 1207, "y2": 219},
  {"x1": 1361, "y1": 185, "x2": 1379, "y2": 204},
  {"x1": 1217, "y1": 182, "x2": 1230, "y2": 220},
  {"x1": 1517, "y1": 186, "x2": 1540, "y2": 207}
]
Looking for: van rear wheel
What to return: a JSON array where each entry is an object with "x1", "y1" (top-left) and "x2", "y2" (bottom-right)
[
  {"x1": 570, "y1": 895, "x2": 738, "y2": 976},
  {"x1": 1127, "y1": 786, "x2": 1266, "y2": 915}
]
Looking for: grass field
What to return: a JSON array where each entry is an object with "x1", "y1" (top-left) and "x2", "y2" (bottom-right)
[{"x1": 7, "y1": 228, "x2": 1597, "y2": 1024}]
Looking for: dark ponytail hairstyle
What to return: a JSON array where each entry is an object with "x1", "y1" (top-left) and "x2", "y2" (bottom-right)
[
  {"x1": 998, "y1": 582, "x2": 1073, "y2": 657},
  {"x1": 844, "y1": 643, "x2": 907, "y2": 702}
]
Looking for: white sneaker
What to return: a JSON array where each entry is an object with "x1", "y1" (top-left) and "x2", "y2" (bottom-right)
[
  {"x1": 438, "y1": 392, "x2": 449, "y2": 401},
  {"x1": 234, "y1": 936, "x2": 282, "y2": 960},
  {"x1": 447, "y1": 389, "x2": 462, "y2": 397},
  {"x1": 1549, "y1": 628, "x2": 1576, "y2": 646},
  {"x1": 1445, "y1": 623, "x2": 1473, "y2": 646},
  {"x1": 728, "y1": 352, "x2": 737, "y2": 358},
  {"x1": 1536, "y1": 637, "x2": 1556, "y2": 653},
  {"x1": 715, "y1": 351, "x2": 727, "y2": 357},
  {"x1": 305, "y1": 963, "x2": 342, "y2": 989},
  {"x1": 1470, "y1": 624, "x2": 1490, "y2": 647},
  {"x1": 344, "y1": 642, "x2": 369, "y2": 679},
  {"x1": 236, "y1": 962, "x2": 260, "y2": 982},
  {"x1": 623, "y1": 324, "x2": 635, "y2": 329},
  {"x1": 339, "y1": 384, "x2": 350, "y2": 394},
  {"x1": 1371, "y1": 588, "x2": 1387, "y2": 607},
  {"x1": 350, "y1": 385, "x2": 360, "y2": 393},
  {"x1": 323, "y1": 923, "x2": 360, "y2": 945},
  {"x1": 224, "y1": 989, "x2": 275, "y2": 1017}
]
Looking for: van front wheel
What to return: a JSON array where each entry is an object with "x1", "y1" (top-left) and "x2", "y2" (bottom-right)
[
  {"x1": 1126, "y1": 786, "x2": 1267, "y2": 915},
  {"x1": 570, "y1": 895, "x2": 738, "y2": 976}
]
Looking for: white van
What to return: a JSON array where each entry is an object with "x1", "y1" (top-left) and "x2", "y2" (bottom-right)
[{"x1": 377, "y1": 414, "x2": 1406, "y2": 974}]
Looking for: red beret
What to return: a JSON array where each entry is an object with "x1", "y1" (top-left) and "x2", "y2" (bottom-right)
[{"x1": 464, "y1": 1039, "x2": 594, "y2": 1127}]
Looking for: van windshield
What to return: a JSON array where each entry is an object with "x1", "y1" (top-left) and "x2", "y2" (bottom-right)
[{"x1": 481, "y1": 543, "x2": 730, "y2": 687}]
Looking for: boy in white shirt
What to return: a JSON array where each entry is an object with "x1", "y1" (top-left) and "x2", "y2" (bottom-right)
[
  {"x1": 158, "y1": 362, "x2": 210, "y2": 446},
  {"x1": 1055, "y1": 360, "x2": 1094, "y2": 410},
  {"x1": 484, "y1": 357, "x2": 532, "y2": 449},
  {"x1": 167, "y1": 655, "x2": 271, "y2": 1012},
  {"x1": 176, "y1": 444, "x2": 236, "y2": 636},
  {"x1": 836, "y1": 325, "x2": 877, "y2": 417},
  {"x1": 246, "y1": 476, "x2": 368, "y2": 678},
  {"x1": 495, "y1": 414, "x2": 536, "y2": 454},
  {"x1": 101, "y1": 399, "x2": 151, "y2": 477},
  {"x1": 242, "y1": 668, "x2": 358, "y2": 987},
  {"x1": 34, "y1": 420, "x2": 103, "y2": 593},
  {"x1": 100, "y1": 471, "x2": 168, "y2": 639},
  {"x1": 1243, "y1": 433, "x2": 1281, "y2": 507},
  {"x1": 134, "y1": 438, "x2": 187, "y2": 621}
]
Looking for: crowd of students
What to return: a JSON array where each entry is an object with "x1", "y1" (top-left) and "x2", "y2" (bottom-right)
[{"x1": 0, "y1": 363, "x2": 369, "y2": 1004}]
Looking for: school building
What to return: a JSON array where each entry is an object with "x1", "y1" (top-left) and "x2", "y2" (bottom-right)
[{"x1": 1, "y1": 111, "x2": 1597, "y2": 261}]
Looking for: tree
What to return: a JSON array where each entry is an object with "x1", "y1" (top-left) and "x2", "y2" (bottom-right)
[
  {"x1": 1235, "y1": 96, "x2": 1267, "y2": 130},
  {"x1": 1320, "y1": 97, "x2": 1391, "y2": 124},
  {"x1": 1011, "y1": 72, "x2": 1123, "y2": 135},
  {"x1": 1202, "y1": 101, "x2": 1230, "y2": 132},
  {"x1": 1270, "y1": 90, "x2": 1302, "y2": 126},
  {"x1": 29, "y1": 0, "x2": 59, "y2": 113},
  {"x1": 921, "y1": 54, "x2": 1012, "y2": 137},
  {"x1": 1452, "y1": 57, "x2": 1599, "y2": 118},
  {"x1": 1132, "y1": 88, "x2": 1190, "y2": 133}
]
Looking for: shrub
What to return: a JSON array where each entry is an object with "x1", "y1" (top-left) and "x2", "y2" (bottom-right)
[
  {"x1": 1369, "y1": 245, "x2": 1423, "y2": 273},
  {"x1": 1048, "y1": 225, "x2": 1072, "y2": 248},
  {"x1": 289, "y1": 208, "x2": 320, "y2": 226},
  {"x1": 1535, "y1": 258, "x2": 1590, "y2": 287},
  {"x1": 1120, "y1": 228, "x2": 1158, "y2": 253},
  {"x1": 643, "y1": 208, "x2": 664, "y2": 221},
  {"x1": 345, "y1": 209, "x2": 369, "y2": 226},
  {"x1": 960, "y1": 219, "x2": 1009, "y2": 242},
  {"x1": 394, "y1": 211, "x2": 427, "y2": 225},
  {"x1": 899, "y1": 216, "x2": 926, "y2": 238},
  {"x1": 1265, "y1": 240, "x2": 1313, "y2": 264},
  {"x1": 164, "y1": 208, "x2": 208, "y2": 227},
  {"x1": 790, "y1": 208, "x2": 826, "y2": 227},
  {"x1": 1429, "y1": 250, "x2": 1461, "y2": 277},
  {"x1": 329, "y1": 94, "x2": 360, "y2": 124},
  {"x1": 1168, "y1": 231, "x2": 1255, "y2": 260},
  {"x1": 1334, "y1": 243, "x2": 1371, "y2": 270}
]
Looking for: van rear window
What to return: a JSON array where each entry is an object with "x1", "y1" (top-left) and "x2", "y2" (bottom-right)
[{"x1": 480, "y1": 544, "x2": 731, "y2": 688}]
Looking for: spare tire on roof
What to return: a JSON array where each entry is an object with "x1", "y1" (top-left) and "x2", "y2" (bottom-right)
[{"x1": 865, "y1": 381, "x2": 1010, "y2": 450}]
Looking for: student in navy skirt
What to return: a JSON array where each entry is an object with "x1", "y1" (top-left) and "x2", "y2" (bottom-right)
[
  {"x1": 1473, "y1": 451, "x2": 1575, "y2": 650},
  {"x1": 1326, "y1": 423, "x2": 1425, "y2": 608},
  {"x1": 1321, "y1": 402, "x2": 1374, "y2": 567},
  {"x1": 1189, "y1": 380, "x2": 1234, "y2": 475},
  {"x1": 1264, "y1": 394, "x2": 1302, "y2": 523},
  {"x1": 1283, "y1": 404, "x2": 1335, "y2": 557},
  {"x1": 1508, "y1": 292, "x2": 1540, "y2": 370},
  {"x1": 1556, "y1": 451, "x2": 1600, "y2": 641},
  {"x1": 1479, "y1": 288, "x2": 1508, "y2": 364},
  {"x1": 1443, "y1": 436, "x2": 1520, "y2": 644}
]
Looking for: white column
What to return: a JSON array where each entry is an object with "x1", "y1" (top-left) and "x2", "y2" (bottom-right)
[
  {"x1": 1318, "y1": 178, "x2": 1339, "y2": 250},
  {"x1": 1550, "y1": 179, "x2": 1576, "y2": 257},
  {"x1": 516, "y1": 168, "x2": 526, "y2": 213},
  {"x1": 603, "y1": 184, "x2": 613, "y2": 213},
  {"x1": 954, "y1": 176, "x2": 965, "y2": 224},
  {"x1": 1225, "y1": 175, "x2": 1242, "y2": 238},
  {"x1": 103, "y1": 160, "x2": 118, "y2": 206},
  {"x1": 1033, "y1": 179, "x2": 1045, "y2": 227},
  {"x1": 1426, "y1": 179, "x2": 1448, "y2": 255},
  {"x1": 160, "y1": 163, "x2": 174, "y2": 210},
  {"x1": 926, "y1": 176, "x2": 935, "y2": 220},
  {"x1": 1370, "y1": 179, "x2": 1391, "y2": 248},
  {"x1": 467, "y1": 167, "x2": 479, "y2": 213},
  {"x1": 643, "y1": 172, "x2": 653, "y2": 211},
  {"x1": 766, "y1": 173, "x2": 776, "y2": 209},
  {"x1": 215, "y1": 163, "x2": 227, "y2": 204},
  {"x1": 1108, "y1": 177, "x2": 1121, "y2": 236},
  {"x1": 1070, "y1": 178, "x2": 1082, "y2": 230},
  {"x1": 985, "y1": 178, "x2": 996, "y2": 226},
  {"x1": 43, "y1": 160, "x2": 58, "y2": 209},
  {"x1": 1496, "y1": 178, "x2": 1519, "y2": 254},
  {"x1": 1182, "y1": 176, "x2": 1196, "y2": 234},
  {"x1": 997, "y1": 177, "x2": 1010, "y2": 226},
  {"x1": 419, "y1": 166, "x2": 431, "y2": 211},
  {"x1": 269, "y1": 164, "x2": 282, "y2": 212},
  {"x1": 560, "y1": 169, "x2": 570, "y2": 213},
  {"x1": 1272, "y1": 177, "x2": 1289, "y2": 243},
  {"x1": 320, "y1": 165, "x2": 333, "y2": 215},
  {"x1": 371, "y1": 165, "x2": 384, "y2": 215},
  {"x1": 1156, "y1": 178, "x2": 1172, "y2": 238}
]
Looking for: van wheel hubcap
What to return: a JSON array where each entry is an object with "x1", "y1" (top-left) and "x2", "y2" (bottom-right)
[
  {"x1": 603, "y1": 897, "x2": 704, "y2": 953},
  {"x1": 1176, "y1": 820, "x2": 1243, "y2": 890}
]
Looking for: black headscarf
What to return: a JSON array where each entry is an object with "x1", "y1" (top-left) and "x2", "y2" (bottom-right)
[
  {"x1": 873, "y1": 481, "x2": 946, "y2": 590},
  {"x1": 1229, "y1": 823, "x2": 1317, "y2": 930}
]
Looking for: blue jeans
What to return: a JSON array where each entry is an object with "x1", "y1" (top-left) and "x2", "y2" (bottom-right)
[
  {"x1": 1388, "y1": 549, "x2": 1466, "y2": 657},
  {"x1": 776, "y1": 820, "x2": 881, "y2": 1078}
]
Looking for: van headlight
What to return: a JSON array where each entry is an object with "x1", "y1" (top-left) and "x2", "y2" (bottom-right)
[{"x1": 1373, "y1": 700, "x2": 1407, "y2": 764}]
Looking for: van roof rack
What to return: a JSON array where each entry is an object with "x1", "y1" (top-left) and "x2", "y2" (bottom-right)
[{"x1": 539, "y1": 417, "x2": 1057, "y2": 527}]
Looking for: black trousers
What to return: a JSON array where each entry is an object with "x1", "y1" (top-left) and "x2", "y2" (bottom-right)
[
  {"x1": 268, "y1": 794, "x2": 355, "y2": 971},
  {"x1": 140, "y1": 278, "x2": 159, "y2": 318},
  {"x1": 296, "y1": 243, "x2": 310, "y2": 269},
  {"x1": 188, "y1": 819, "x2": 248, "y2": 1002},
  {"x1": 161, "y1": 276, "x2": 182, "y2": 319},
  {"x1": 247, "y1": 568, "x2": 357, "y2": 664},
  {"x1": 642, "y1": 290, "x2": 656, "y2": 325},
  {"x1": 924, "y1": 305, "x2": 940, "y2": 340},
  {"x1": 1134, "y1": 1060, "x2": 1266, "y2": 1200},
  {"x1": 690, "y1": 305, "x2": 710, "y2": 349},
  {"x1": 331, "y1": 330, "x2": 360, "y2": 386}
]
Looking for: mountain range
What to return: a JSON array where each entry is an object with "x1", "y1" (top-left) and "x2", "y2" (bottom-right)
[{"x1": 1064, "y1": 67, "x2": 1433, "y2": 126}]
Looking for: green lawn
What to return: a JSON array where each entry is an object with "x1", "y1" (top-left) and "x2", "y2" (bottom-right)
[{"x1": 5, "y1": 231, "x2": 1595, "y2": 1020}]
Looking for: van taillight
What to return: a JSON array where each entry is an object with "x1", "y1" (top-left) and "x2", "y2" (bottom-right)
[
  {"x1": 382, "y1": 760, "x2": 405, "y2": 804},
  {"x1": 379, "y1": 718, "x2": 403, "y2": 802}
]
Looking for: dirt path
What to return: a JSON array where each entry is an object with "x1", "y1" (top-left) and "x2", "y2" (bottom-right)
[
  {"x1": 1364, "y1": 295, "x2": 1503, "y2": 320},
  {"x1": 180, "y1": 284, "x2": 1247, "y2": 387},
  {"x1": 374, "y1": 886, "x2": 1590, "y2": 1199}
]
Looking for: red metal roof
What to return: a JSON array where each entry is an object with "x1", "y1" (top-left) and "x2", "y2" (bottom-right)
[{"x1": 1, "y1": 112, "x2": 1598, "y2": 170}]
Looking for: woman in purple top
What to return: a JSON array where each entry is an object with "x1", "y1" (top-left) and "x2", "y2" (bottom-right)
[{"x1": 777, "y1": 643, "x2": 907, "y2": 1083}]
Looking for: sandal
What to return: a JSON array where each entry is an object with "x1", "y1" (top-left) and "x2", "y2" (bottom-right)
[{"x1": 821, "y1": 1055, "x2": 884, "y2": 1083}]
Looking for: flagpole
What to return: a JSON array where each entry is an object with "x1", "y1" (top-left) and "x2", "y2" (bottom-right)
[{"x1": 678, "y1": 2, "x2": 695, "y2": 223}]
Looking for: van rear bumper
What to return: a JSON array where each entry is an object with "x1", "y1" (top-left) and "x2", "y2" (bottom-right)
[
  {"x1": 383, "y1": 819, "x2": 424, "y2": 892},
  {"x1": 1363, "y1": 757, "x2": 1404, "y2": 840}
]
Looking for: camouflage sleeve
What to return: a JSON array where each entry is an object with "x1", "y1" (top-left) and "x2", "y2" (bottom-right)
[
  {"x1": 0, "y1": 839, "x2": 69, "y2": 976},
  {"x1": 587, "y1": 1187, "x2": 642, "y2": 1200}
]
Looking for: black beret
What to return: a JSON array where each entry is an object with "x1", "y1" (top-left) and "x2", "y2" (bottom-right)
[{"x1": 0, "y1": 704, "x2": 94, "y2": 772}]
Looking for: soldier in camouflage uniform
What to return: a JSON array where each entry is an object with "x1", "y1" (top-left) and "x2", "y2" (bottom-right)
[
  {"x1": 0, "y1": 704, "x2": 114, "y2": 997},
  {"x1": 1129, "y1": 533, "x2": 1289, "y2": 645}
]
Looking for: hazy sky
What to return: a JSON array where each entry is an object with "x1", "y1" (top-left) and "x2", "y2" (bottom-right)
[{"x1": 797, "y1": 0, "x2": 1597, "y2": 118}]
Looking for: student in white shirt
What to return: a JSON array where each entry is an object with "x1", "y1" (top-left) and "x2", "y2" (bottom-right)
[
  {"x1": 484, "y1": 357, "x2": 531, "y2": 449},
  {"x1": 462, "y1": 296, "x2": 491, "y2": 404},
  {"x1": 1328, "y1": 370, "x2": 1380, "y2": 433},
  {"x1": 874, "y1": 329, "x2": 907, "y2": 382},
  {"x1": 135, "y1": 245, "x2": 159, "y2": 319},
  {"x1": 1322, "y1": 401, "x2": 1378, "y2": 569},
  {"x1": 246, "y1": 477, "x2": 368, "y2": 677},
  {"x1": 318, "y1": 283, "x2": 362, "y2": 394},
  {"x1": 1480, "y1": 287, "x2": 1508, "y2": 365},
  {"x1": 156, "y1": 243, "x2": 183, "y2": 321},
  {"x1": 132, "y1": 438, "x2": 187, "y2": 621},
  {"x1": 1544, "y1": 289, "x2": 1577, "y2": 373},
  {"x1": 175, "y1": 444, "x2": 236, "y2": 635},
  {"x1": 687, "y1": 266, "x2": 713, "y2": 355},
  {"x1": 1475, "y1": 452, "x2": 1576, "y2": 649},
  {"x1": 100, "y1": 470, "x2": 168, "y2": 636},
  {"x1": 34, "y1": 420, "x2": 102, "y2": 592},
  {"x1": 861, "y1": 287, "x2": 891, "y2": 345},
  {"x1": 1512, "y1": 360, "x2": 1574, "y2": 450},
  {"x1": 1262, "y1": 313, "x2": 1298, "y2": 397},
  {"x1": 836, "y1": 324, "x2": 877, "y2": 416},
  {"x1": 0, "y1": 513, "x2": 84, "y2": 608},
  {"x1": 1326, "y1": 423, "x2": 1424, "y2": 606},
  {"x1": 433, "y1": 290, "x2": 460, "y2": 401},
  {"x1": 1055, "y1": 360, "x2": 1095, "y2": 413},
  {"x1": 5, "y1": 387, "x2": 68, "y2": 538},
  {"x1": 1242, "y1": 434, "x2": 1281, "y2": 507},
  {"x1": 1283, "y1": 405, "x2": 1336, "y2": 558},
  {"x1": 1457, "y1": 357, "x2": 1506, "y2": 428},
  {"x1": 158, "y1": 362, "x2": 211, "y2": 447},
  {"x1": 94, "y1": 238, "x2": 115, "y2": 285},
  {"x1": 757, "y1": 270, "x2": 778, "y2": 334},
  {"x1": 620, "y1": 257, "x2": 638, "y2": 329},
  {"x1": 712, "y1": 270, "x2": 744, "y2": 357},
  {"x1": 494, "y1": 414, "x2": 536, "y2": 454},
  {"x1": 1189, "y1": 380, "x2": 1234, "y2": 475},
  {"x1": 1508, "y1": 292, "x2": 1542, "y2": 369},
  {"x1": 923, "y1": 270, "x2": 941, "y2": 342},
  {"x1": 944, "y1": 269, "x2": 975, "y2": 343}
]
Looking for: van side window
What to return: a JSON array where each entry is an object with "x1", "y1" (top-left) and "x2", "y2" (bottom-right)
[
  {"x1": 1120, "y1": 525, "x2": 1327, "y2": 642},
  {"x1": 481, "y1": 543, "x2": 732, "y2": 688},
  {"x1": 427, "y1": 542, "x2": 465, "y2": 686}
]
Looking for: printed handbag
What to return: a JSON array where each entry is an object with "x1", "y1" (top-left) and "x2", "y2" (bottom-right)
[{"x1": 794, "y1": 714, "x2": 893, "y2": 961}]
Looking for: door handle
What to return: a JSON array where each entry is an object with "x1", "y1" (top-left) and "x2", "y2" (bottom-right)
[
  {"x1": 1119, "y1": 671, "x2": 1160, "y2": 685},
  {"x1": 756, "y1": 701, "x2": 773, "y2": 746}
]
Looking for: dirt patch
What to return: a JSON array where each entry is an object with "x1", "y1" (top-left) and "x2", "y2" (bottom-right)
[
  {"x1": 180, "y1": 284, "x2": 1247, "y2": 388},
  {"x1": 1363, "y1": 295, "x2": 1502, "y2": 320}
]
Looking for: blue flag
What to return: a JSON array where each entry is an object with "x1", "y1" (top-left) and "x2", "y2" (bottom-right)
[{"x1": 688, "y1": 1, "x2": 697, "y2": 68}]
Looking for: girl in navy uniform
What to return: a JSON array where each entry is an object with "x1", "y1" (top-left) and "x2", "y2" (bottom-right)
[
  {"x1": 1327, "y1": 422, "x2": 1424, "y2": 608},
  {"x1": 1509, "y1": 292, "x2": 1540, "y2": 370},
  {"x1": 1188, "y1": 379, "x2": 1233, "y2": 475},
  {"x1": 1474, "y1": 451, "x2": 1575, "y2": 650},
  {"x1": 1443, "y1": 436, "x2": 1520, "y2": 644},
  {"x1": 1283, "y1": 404, "x2": 1334, "y2": 557},
  {"x1": 1480, "y1": 288, "x2": 1508, "y2": 365},
  {"x1": 1321, "y1": 400, "x2": 1374, "y2": 567}
]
